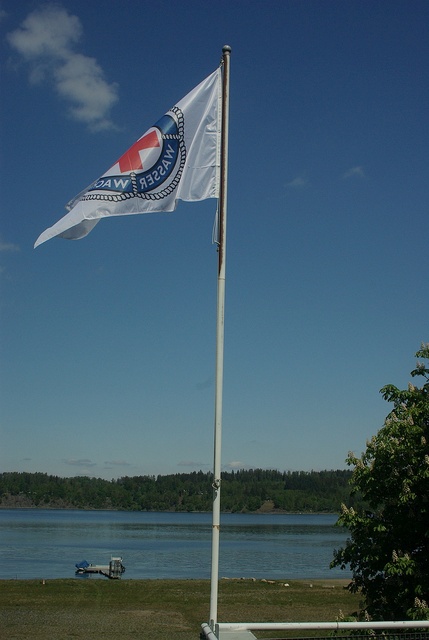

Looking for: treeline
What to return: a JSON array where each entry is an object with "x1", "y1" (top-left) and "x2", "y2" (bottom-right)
[{"x1": 0, "y1": 469, "x2": 362, "y2": 513}]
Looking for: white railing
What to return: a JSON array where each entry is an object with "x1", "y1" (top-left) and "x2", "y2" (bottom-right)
[{"x1": 201, "y1": 619, "x2": 429, "y2": 639}]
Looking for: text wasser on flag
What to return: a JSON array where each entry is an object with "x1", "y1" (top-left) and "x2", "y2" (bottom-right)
[{"x1": 35, "y1": 69, "x2": 221, "y2": 247}]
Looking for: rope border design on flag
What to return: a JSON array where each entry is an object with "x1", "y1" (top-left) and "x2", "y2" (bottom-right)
[{"x1": 80, "y1": 106, "x2": 186, "y2": 204}]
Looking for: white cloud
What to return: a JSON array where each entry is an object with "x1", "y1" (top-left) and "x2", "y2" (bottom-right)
[
  {"x1": 177, "y1": 460, "x2": 209, "y2": 468},
  {"x1": 0, "y1": 239, "x2": 20, "y2": 252},
  {"x1": 285, "y1": 176, "x2": 308, "y2": 188},
  {"x1": 63, "y1": 458, "x2": 97, "y2": 467},
  {"x1": 342, "y1": 166, "x2": 365, "y2": 179},
  {"x1": 224, "y1": 460, "x2": 246, "y2": 470},
  {"x1": 7, "y1": 5, "x2": 82, "y2": 59},
  {"x1": 7, "y1": 4, "x2": 118, "y2": 131}
]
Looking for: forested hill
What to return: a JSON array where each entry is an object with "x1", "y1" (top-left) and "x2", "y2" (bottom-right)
[{"x1": 0, "y1": 469, "x2": 361, "y2": 513}]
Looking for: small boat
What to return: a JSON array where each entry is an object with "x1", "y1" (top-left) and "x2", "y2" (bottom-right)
[{"x1": 75, "y1": 556, "x2": 125, "y2": 579}]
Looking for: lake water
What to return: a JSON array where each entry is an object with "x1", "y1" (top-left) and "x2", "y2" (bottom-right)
[{"x1": 0, "y1": 509, "x2": 351, "y2": 581}]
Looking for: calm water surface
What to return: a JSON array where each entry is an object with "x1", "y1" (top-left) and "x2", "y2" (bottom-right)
[{"x1": 0, "y1": 509, "x2": 351, "y2": 580}]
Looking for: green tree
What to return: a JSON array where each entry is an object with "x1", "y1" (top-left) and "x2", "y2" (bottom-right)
[{"x1": 331, "y1": 344, "x2": 429, "y2": 621}]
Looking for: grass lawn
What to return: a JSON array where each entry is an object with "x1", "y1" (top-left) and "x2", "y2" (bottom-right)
[{"x1": 0, "y1": 578, "x2": 360, "y2": 640}]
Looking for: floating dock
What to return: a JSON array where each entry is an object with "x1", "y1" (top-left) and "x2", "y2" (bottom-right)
[{"x1": 75, "y1": 557, "x2": 125, "y2": 579}]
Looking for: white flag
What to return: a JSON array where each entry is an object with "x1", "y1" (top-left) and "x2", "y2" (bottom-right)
[{"x1": 35, "y1": 68, "x2": 221, "y2": 247}]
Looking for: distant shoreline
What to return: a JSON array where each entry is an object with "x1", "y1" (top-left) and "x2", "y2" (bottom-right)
[
  {"x1": 0, "y1": 470, "x2": 356, "y2": 513},
  {"x1": 0, "y1": 504, "x2": 339, "y2": 515}
]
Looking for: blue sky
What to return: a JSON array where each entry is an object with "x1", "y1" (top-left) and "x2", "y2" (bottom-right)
[{"x1": 1, "y1": 0, "x2": 428, "y2": 481}]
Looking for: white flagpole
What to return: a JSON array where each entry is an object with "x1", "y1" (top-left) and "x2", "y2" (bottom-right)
[{"x1": 209, "y1": 44, "x2": 231, "y2": 631}]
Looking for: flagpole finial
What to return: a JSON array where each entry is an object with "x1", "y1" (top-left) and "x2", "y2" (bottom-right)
[{"x1": 222, "y1": 45, "x2": 231, "y2": 54}]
